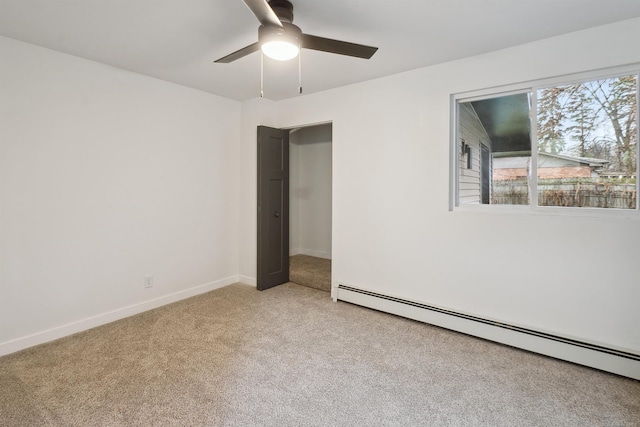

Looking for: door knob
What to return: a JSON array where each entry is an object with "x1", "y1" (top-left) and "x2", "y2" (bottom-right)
[{"x1": 274, "y1": 211, "x2": 280, "y2": 217}]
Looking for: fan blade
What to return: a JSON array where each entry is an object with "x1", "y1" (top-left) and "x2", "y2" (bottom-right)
[
  {"x1": 243, "y1": 0, "x2": 283, "y2": 28},
  {"x1": 214, "y1": 42, "x2": 261, "y2": 63},
  {"x1": 301, "y1": 34, "x2": 378, "y2": 59}
]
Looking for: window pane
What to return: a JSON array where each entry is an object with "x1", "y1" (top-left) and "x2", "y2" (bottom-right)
[
  {"x1": 536, "y1": 75, "x2": 637, "y2": 209},
  {"x1": 458, "y1": 93, "x2": 531, "y2": 205}
]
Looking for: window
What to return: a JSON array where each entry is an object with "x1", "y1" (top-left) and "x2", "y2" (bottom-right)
[{"x1": 453, "y1": 67, "x2": 638, "y2": 211}]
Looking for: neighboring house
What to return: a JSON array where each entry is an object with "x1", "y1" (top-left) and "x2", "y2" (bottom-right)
[
  {"x1": 493, "y1": 152, "x2": 609, "y2": 180},
  {"x1": 458, "y1": 103, "x2": 493, "y2": 204}
]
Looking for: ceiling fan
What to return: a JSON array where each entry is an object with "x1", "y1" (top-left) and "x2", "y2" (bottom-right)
[{"x1": 214, "y1": 0, "x2": 378, "y2": 63}]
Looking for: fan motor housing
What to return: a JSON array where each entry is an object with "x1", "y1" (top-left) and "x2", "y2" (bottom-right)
[
  {"x1": 259, "y1": 22, "x2": 302, "y2": 45},
  {"x1": 268, "y1": 0, "x2": 294, "y2": 23}
]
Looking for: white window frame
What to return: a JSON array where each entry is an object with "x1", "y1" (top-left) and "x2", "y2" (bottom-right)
[{"x1": 450, "y1": 64, "x2": 640, "y2": 217}]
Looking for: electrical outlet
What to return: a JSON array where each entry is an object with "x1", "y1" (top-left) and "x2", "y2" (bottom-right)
[{"x1": 144, "y1": 275, "x2": 154, "y2": 288}]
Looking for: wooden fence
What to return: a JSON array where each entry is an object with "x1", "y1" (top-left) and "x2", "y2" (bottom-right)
[{"x1": 493, "y1": 179, "x2": 637, "y2": 209}]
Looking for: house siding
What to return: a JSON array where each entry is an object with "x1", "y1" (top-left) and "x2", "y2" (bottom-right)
[{"x1": 458, "y1": 103, "x2": 491, "y2": 204}]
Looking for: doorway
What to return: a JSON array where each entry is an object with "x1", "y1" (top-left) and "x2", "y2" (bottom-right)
[
  {"x1": 289, "y1": 123, "x2": 332, "y2": 292},
  {"x1": 256, "y1": 123, "x2": 332, "y2": 291}
]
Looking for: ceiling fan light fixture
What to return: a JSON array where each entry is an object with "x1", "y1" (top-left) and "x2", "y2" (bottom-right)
[
  {"x1": 214, "y1": 0, "x2": 378, "y2": 65},
  {"x1": 261, "y1": 33, "x2": 299, "y2": 61}
]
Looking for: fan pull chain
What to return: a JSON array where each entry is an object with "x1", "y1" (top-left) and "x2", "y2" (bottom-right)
[
  {"x1": 260, "y1": 52, "x2": 264, "y2": 98},
  {"x1": 298, "y1": 50, "x2": 302, "y2": 94}
]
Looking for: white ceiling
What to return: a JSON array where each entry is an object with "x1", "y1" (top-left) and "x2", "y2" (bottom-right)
[{"x1": 2, "y1": 0, "x2": 640, "y2": 101}]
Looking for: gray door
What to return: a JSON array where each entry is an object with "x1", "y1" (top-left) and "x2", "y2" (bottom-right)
[
  {"x1": 481, "y1": 143, "x2": 491, "y2": 204},
  {"x1": 257, "y1": 126, "x2": 290, "y2": 290}
]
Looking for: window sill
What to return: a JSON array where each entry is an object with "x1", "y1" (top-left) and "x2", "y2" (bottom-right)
[{"x1": 452, "y1": 203, "x2": 640, "y2": 219}]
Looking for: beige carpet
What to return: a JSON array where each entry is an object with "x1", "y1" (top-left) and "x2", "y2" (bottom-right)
[
  {"x1": 289, "y1": 255, "x2": 331, "y2": 292},
  {"x1": 1, "y1": 282, "x2": 639, "y2": 426}
]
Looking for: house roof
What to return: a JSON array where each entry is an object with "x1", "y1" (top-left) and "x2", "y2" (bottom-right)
[
  {"x1": 2, "y1": 1, "x2": 640, "y2": 101},
  {"x1": 494, "y1": 151, "x2": 609, "y2": 166},
  {"x1": 540, "y1": 152, "x2": 609, "y2": 167}
]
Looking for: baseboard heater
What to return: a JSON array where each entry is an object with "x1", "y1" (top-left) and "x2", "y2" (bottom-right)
[{"x1": 336, "y1": 284, "x2": 640, "y2": 380}]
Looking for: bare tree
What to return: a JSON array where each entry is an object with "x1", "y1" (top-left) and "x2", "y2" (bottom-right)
[
  {"x1": 537, "y1": 75, "x2": 637, "y2": 174},
  {"x1": 537, "y1": 87, "x2": 567, "y2": 154}
]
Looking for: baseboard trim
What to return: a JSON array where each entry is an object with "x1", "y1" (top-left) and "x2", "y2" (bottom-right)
[
  {"x1": 336, "y1": 284, "x2": 640, "y2": 380},
  {"x1": 0, "y1": 276, "x2": 239, "y2": 357},
  {"x1": 238, "y1": 275, "x2": 257, "y2": 286},
  {"x1": 292, "y1": 249, "x2": 331, "y2": 259}
]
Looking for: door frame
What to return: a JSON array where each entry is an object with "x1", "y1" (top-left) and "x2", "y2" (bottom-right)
[{"x1": 256, "y1": 120, "x2": 334, "y2": 294}]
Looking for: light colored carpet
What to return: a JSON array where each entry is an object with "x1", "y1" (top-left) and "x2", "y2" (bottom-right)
[
  {"x1": 289, "y1": 255, "x2": 331, "y2": 292},
  {"x1": 1, "y1": 282, "x2": 639, "y2": 426}
]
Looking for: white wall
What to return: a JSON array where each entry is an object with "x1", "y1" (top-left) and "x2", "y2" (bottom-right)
[
  {"x1": 237, "y1": 98, "x2": 278, "y2": 286},
  {"x1": 240, "y1": 18, "x2": 640, "y2": 354},
  {"x1": 0, "y1": 37, "x2": 241, "y2": 353},
  {"x1": 290, "y1": 124, "x2": 332, "y2": 259}
]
